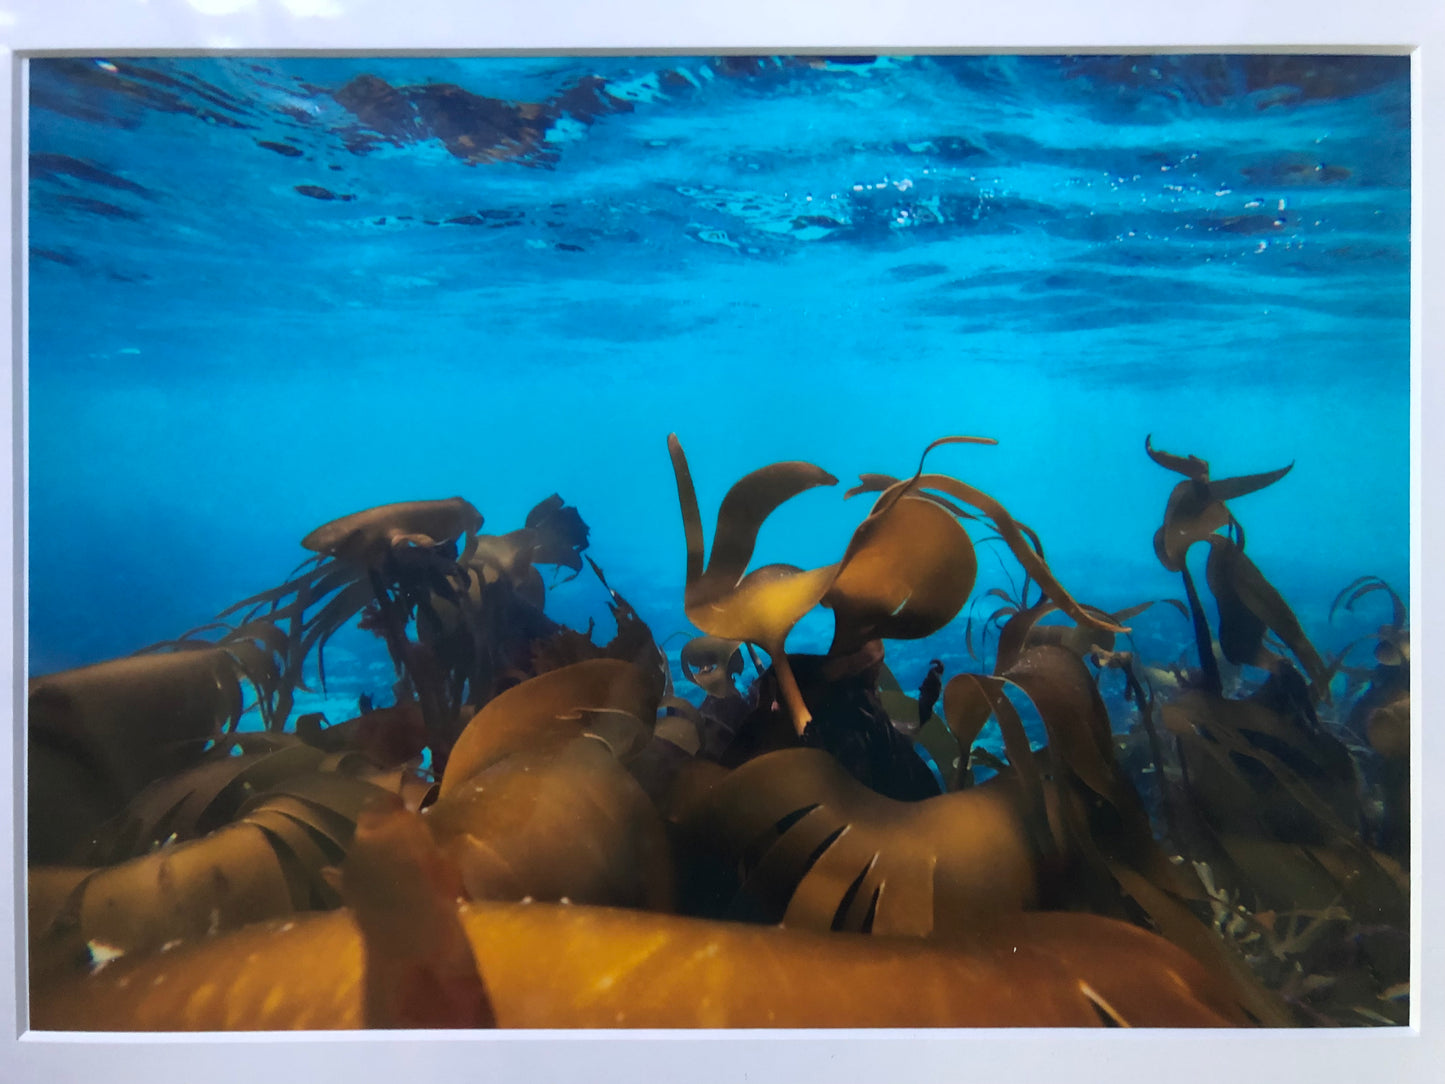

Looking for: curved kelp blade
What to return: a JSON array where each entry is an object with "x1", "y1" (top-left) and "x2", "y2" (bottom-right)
[
  {"x1": 439, "y1": 659, "x2": 659, "y2": 795},
  {"x1": 425, "y1": 737, "x2": 674, "y2": 911},
  {"x1": 912, "y1": 473, "x2": 1124, "y2": 635},
  {"x1": 825, "y1": 495, "x2": 978, "y2": 656},
  {"x1": 674, "y1": 746, "x2": 1039, "y2": 937},
  {"x1": 680, "y1": 636, "x2": 745, "y2": 699},
  {"x1": 1144, "y1": 435, "x2": 1210, "y2": 482},
  {"x1": 1329, "y1": 574, "x2": 1407, "y2": 631}
]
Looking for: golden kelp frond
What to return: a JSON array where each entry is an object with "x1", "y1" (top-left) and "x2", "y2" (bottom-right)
[
  {"x1": 30, "y1": 902, "x2": 1249, "y2": 1030},
  {"x1": 439, "y1": 659, "x2": 660, "y2": 795},
  {"x1": 425, "y1": 736, "x2": 674, "y2": 911},
  {"x1": 673, "y1": 746, "x2": 1038, "y2": 936},
  {"x1": 28, "y1": 649, "x2": 251, "y2": 863},
  {"x1": 668, "y1": 434, "x2": 839, "y2": 734},
  {"x1": 300, "y1": 496, "x2": 485, "y2": 565},
  {"x1": 680, "y1": 635, "x2": 744, "y2": 698},
  {"x1": 1145, "y1": 436, "x2": 1293, "y2": 572}
]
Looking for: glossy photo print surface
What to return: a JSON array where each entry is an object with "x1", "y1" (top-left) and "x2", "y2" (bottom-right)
[{"x1": 25, "y1": 54, "x2": 1410, "y2": 1030}]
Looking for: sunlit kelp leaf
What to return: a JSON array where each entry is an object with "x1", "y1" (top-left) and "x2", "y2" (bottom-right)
[
  {"x1": 1145, "y1": 436, "x2": 1293, "y2": 572},
  {"x1": 31, "y1": 901, "x2": 1249, "y2": 1030},
  {"x1": 341, "y1": 804, "x2": 496, "y2": 1029},
  {"x1": 1204, "y1": 537, "x2": 1328, "y2": 694},
  {"x1": 680, "y1": 635, "x2": 744, "y2": 699},
  {"x1": 28, "y1": 649, "x2": 251, "y2": 863},
  {"x1": 674, "y1": 746, "x2": 1038, "y2": 936},
  {"x1": 668, "y1": 433, "x2": 840, "y2": 734},
  {"x1": 439, "y1": 659, "x2": 659, "y2": 795},
  {"x1": 425, "y1": 736, "x2": 674, "y2": 911},
  {"x1": 823, "y1": 494, "x2": 978, "y2": 655}
]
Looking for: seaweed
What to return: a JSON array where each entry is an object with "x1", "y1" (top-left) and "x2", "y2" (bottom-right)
[{"x1": 26, "y1": 430, "x2": 1409, "y2": 1030}]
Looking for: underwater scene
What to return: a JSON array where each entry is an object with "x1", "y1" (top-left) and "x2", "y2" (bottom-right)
[{"x1": 25, "y1": 53, "x2": 1411, "y2": 1030}]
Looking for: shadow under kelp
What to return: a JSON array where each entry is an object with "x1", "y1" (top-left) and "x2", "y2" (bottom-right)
[{"x1": 27, "y1": 431, "x2": 1407, "y2": 1029}]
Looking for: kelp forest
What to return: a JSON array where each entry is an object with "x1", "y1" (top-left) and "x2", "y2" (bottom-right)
[{"x1": 26, "y1": 432, "x2": 1411, "y2": 1030}]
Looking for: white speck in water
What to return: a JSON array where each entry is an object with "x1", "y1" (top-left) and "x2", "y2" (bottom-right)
[{"x1": 1245, "y1": 199, "x2": 1263, "y2": 209}]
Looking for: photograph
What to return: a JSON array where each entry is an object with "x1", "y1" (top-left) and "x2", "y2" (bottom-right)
[{"x1": 20, "y1": 48, "x2": 1415, "y2": 1035}]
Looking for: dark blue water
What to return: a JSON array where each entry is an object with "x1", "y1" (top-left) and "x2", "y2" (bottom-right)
[{"x1": 27, "y1": 54, "x2": 1411, "y2": 734}]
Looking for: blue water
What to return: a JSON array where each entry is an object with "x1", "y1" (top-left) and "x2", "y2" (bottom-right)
[{"x1": 27, "y1": 54, "x2": 1411, "y2": 727}]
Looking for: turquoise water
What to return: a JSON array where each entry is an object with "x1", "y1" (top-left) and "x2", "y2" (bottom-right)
[{"x1": 27, "y1": 54, "x2": 1410, "y2": 723}]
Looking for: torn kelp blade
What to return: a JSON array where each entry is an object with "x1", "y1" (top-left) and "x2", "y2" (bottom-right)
[
  {"x1": 439, "y1": 659, "x2": 659, "y2": 796},
  {"x1": 673, "y1": 746, "x2": 1038, "y2": 937},
  {"x1": 30, "y1": 901, "x2": 1248, "y2": 1029}
]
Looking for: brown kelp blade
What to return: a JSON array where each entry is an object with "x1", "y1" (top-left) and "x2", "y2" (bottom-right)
[
  {"x1": 522, "y1": 493, "x2": 590, "y2": 571},
  {"x1": 913, "y1": 473, "x2": 1125, "y2": 635},
  {"x1": 425, "y1": 736, "x2": 673, "y2": 911},
  {"x1": 1330, "y1": 574, "x2": 1407, "y2": 630},
  {"x1": 341, "y1": 804, "x2": 496, "y2": 1029},
  {"x1": 439, "y1": 659, "x2": 659, "y2": 795},
  {"x1": 31, "y1": 902, "x2": 1249, "y2": 1030},
  {"x1": 703, "y1": 463, "x2": 837, "y2": 593},
  {"x1": 29, "y1": 650, "x2": 251, "y2": 862},
  {"x1": 674, "y1": 746, "x2": 1038, "y2": 937},
  {"x1": 680, "y1": 635, "x2": 745, "y2": 699},
  {"x1": 825, "y1": 494, "x2": 978, "y2": 655},
  {"x1": 1204, "y1": 537, "x2": 1328, "y2": 694},
  {"x1": 300, "y1": 497, "x2": 484, "y2": 561},
  {"x1": 1144, "y1": 435, "x2": 1210, "y2": 481}
]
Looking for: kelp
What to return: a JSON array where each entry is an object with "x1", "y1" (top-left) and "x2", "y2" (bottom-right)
[
  {"x1": 32, "y1": 901, "x2": 1249, "y2": 1030},
  {"x1": 27, "y1": 427, "x2": 1408, "y2": 1031},
  {"x1": 426, "y1": 736, "x2": 674, "y2": 911},
  {"x1": 673, "y1": 746, "x2": 1038, "y2": 935},
  {"x1": 1145, "y1": 435, "x2": 1293, "y2": 573},
  {"x1": 28, "y1": 648, "x2": 254, "y2": 863}
]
